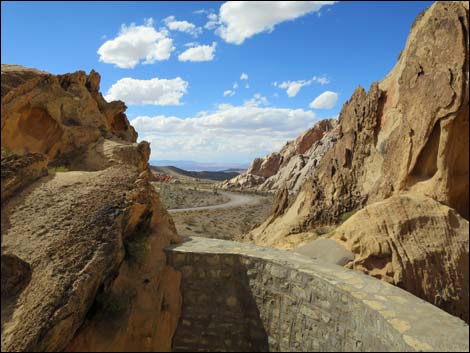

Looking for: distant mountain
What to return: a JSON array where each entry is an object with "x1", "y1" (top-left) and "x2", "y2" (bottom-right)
[
  {"x1": 150, "y1": 165, "x2": 240, "y2": 182},
  {"x1": 150, "y1": 160, "x2": 249, "y2": 172}
]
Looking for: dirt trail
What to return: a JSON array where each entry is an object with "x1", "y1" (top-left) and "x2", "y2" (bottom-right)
[{"x1": 168, "y1": 191, "x2": 261, "y2": 213}]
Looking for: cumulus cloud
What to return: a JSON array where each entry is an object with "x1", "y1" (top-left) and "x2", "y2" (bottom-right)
[
  {"x1": 97, "y1": 19, "x2": 174, "y2": 68},
  {"x1": 277, "y1": 76, "x2": 330, "y2": 97},
  {"x1": 210, "y1": 1, "x2": 337, "y2": 44},
  {"x1": 178, "y1": 42, "x2": 217, "y2": 62},
  {"x1": 240, "y1": 72, "x2": 249, "y2": 80},
  {"x1": 131, "y1": 104, "x2": 320, "y2": 161},
  {"x1": 233, "y1": 82, "x2": 239, "y2": 89},
  {"x1": 105, "y1": 77, "x2": 188, "y2": 105},
  {"x1": 309, "y1": 91, "x2": 338, "y2": 109},
  {"x1": 163, "y1": 16, "x2": 202, "y2": 37}
]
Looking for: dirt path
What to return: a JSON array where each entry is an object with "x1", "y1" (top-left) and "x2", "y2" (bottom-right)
[{"x1": 168, "y1": 191, "x2": 261, "y2": 213}]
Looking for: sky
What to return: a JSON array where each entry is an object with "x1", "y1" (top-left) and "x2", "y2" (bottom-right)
[{"x1": 1, "y1": 1, "x2": 433, "y2": 164}]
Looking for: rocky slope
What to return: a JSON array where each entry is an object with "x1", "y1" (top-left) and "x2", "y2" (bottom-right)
[
  {"x1": 220, "y1": 118, "x2": 338, "y2": 193},
  {"x1": 246, "y1": 1, "x2": 469, "y2": 321},
  {"x1": 1, "y1": 65, "x2": 182, "y2": 351}
]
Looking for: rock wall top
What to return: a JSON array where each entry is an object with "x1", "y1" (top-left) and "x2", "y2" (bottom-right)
[{"x1": 166, "y1": 236, "x2": 469, "y2": 352}]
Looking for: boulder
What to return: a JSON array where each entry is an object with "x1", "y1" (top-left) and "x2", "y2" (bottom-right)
[
  {"x1": 294, "y1": 238, "x2": 354, "y2": 266},
  {"x1": 331, "y1": 194, "x2": 469, "y2": 323}
]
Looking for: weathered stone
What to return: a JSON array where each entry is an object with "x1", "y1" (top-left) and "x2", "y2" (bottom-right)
[
  {"x1": 295, "y1": 238, "x2": 354, "y2": 266},
  {"x1": 331, "y1": 194, "x2": 469, "y2": 322}
]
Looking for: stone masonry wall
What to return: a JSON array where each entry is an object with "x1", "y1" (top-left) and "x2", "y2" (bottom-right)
[{"x1": 166, "y1": 237, "x2": 469, "y2": 352}]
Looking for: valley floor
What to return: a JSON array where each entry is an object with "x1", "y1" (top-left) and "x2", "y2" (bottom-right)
[{"x1": 154, "y1": 181, "x2": 273, "y2": 241}]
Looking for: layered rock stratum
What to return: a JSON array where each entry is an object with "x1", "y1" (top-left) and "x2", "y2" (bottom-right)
[
  {"x1": 245, "y1": 1, "x2": 469, "y2": 322},
  {"x1": 1, "y1": 65, "x2": 182, "y2": 351},
  {"x1": 220, "y1": 118, "x2": 338, "y2": 193}
]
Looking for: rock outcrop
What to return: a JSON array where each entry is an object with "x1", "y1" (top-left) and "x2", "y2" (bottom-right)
[
  {"x1": 1, "y1": 65, "x2": 182, "y2": 351},
  {"x1": 330, "y1": 194, "x2": 469, "y2": 322},
  {"x1": 246, "y1": 1, "x2": 469, "y2": 320},
  {"x1": 1, "y1": 64, "x2": 137, "y2": 167},
  {"x1": 220, "y1": 119, "x2": 337, "y2": 192},
  {"x1": 1, "y1": 151, "x2": 47, "y2": 203}
]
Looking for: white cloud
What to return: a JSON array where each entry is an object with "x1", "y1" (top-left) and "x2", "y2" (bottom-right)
[
  {"x1": 131, "y1": 104, "x2": 320, "y2": 161},
  {"x1": 245, "y1": 83, "x2": 250, "y2": 89},
  {"x1": 315, "y1": 76, "x2": 330, "y2": 85},
  {"x1": 277, "y1": 76, "x2": 330, "y2": 97},
  {"x1": 309, "y1": 91, "x2": 338, "y2": 109},
  {"x1": 204, "y1": 13, "x2": 219, "y2": 30},
  {"x1": 104, "y1": 77, "x2": 188, "y2": 106},
  {"x1": 233, "y1": 82, "x2": 239, "y2": 89},
  {"x1": 240, "y1": 72, "x2": 249, "y2": 80},
  {"x1": 212, "y1": 1, "x2": 337, "y2": 44},
  {"x1": 178, "y1": 42, "x2": 217, "y2": 62},
  {"x1": 279, "y1": 80, "x2": 309, "y2": 97},
  {"x1": 184, "y1": 41, "x2": 200, "y2": 47},
  {"x1": 97, "y1": 19, "x2": 174, "y2": 68},
  {"x1": 163, "y1": 16, "x2": 202, "y2": 37},
  {"x1": 223, "y1": 90, "x2": 235, "y2": 97},
  {"x1": 194, "y1": 9, "x2": 212, "y2": 15},
  {"x1": 244, "y1": 93, "x2": 269, "y2": 107}
]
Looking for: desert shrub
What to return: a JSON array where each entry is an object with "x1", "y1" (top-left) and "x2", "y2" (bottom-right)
[
  {"x1": 124, "y1": 214, "x2": 152, "y2": 265},
  {"x1": 94, "y1": 292, "x2": 128, "y2": 317},
  {"x1": 1, "y1": 147, "x2": 13, "y2": 158},
  {"x1": 185, "y1": 216, "x2": 196, "y2": 226},
  {"x1": 125, "y1": 235, "x2": 149, "y2": 265},
  {"x1": 339, "y1": 209, "x2": 358, "y2": 223},
  {"x1": 49, "y1": 166, "x2": 70, "y2": 173}
]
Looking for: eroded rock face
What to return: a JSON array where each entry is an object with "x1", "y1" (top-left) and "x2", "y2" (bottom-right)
[
  {"x1": 221, "y1": 119, "x2": 337, "y2": 192},
  {"x1": 1, "y1": 152, "x2": 48, "y2": 203},
  {"x1": 1, "y1": 65, "x2": 137, "y2": 167},
  {"x1": 1, "y1": 66, "x2": 182, "y2": 351},
  {"x1": 330, "y1": 194, "x2": 469, "y2": 322},
  {"x1": 249, "y1": 1, "x2": 469, "y2": 245}
]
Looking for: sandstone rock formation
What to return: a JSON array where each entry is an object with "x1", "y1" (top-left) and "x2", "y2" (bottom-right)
[
  {"x1": 246, "y1": 1, "x2": 469, "y2": 321},
  {"x1": 249, "y1": 1, "x2": 469, "y2": 243},
  {"x1": 1, "y1": 64, "x2": 137, "y2": 167},
  {"x1": 330, "y1": 194, "x2": 469, "y2": 322},
  {"x1": 1, "y1": 151, "x2": 47, "y2": 203},
  {"x1": 220, "y1": 119, "x2": 337, "y2": 192},
  {"x1": 1, "y1": 65, "x2": 182, "y2": 351}
]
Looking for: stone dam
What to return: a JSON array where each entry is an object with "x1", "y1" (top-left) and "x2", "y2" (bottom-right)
[{"x1": 165, "y1": 237, "x2": 469, "y2": 352}]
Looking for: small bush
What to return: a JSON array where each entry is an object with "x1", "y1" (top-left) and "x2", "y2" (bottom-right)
[
  {"x1": 339, "y1": 209, "x2": 358, "y2": 223},
  {"x1": 1, "y1": 147, "x2": 13, "y2": 158},
  {"x1": 95, "y1": 292, "x2": 128, "y2": 317},
  {"x1": 49, "y1": 166, "x2": 70, "y2": 173},
  {"x1": 125, "y1": 235, "x2": 149, "y2": 265}
]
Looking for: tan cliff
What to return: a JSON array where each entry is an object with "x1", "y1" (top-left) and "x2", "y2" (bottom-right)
[
  {"x1": 220, "y1": 118, "x2": 338, "y2": 193},
  {"x1": 246, "y1": 1, "x2": 469, "y2": 322},
  {"x1": 1, "y1": 65, "x2": 182, "y2": 351}
]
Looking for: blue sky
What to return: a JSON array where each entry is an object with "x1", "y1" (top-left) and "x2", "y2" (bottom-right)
[{"x1": 2, "y1": 1, "x2": 432, "y2": 163}]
